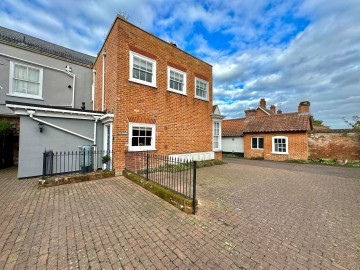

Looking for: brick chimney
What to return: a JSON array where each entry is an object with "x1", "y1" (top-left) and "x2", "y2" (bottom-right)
[
  {"x1": 298, "y1": 101, "x2": 310, "y2": 114},
  {"x1": 259, "y1": 98, "x2": 266, "y2": 109},
  {"x1": 244, "y1": 109, "x2": 257, "y2": 120},
  {"x1": 277, "y1": 109, "x2": 282, "y2": 114},
  {"x1": 270, "y1": 104, "x2": 276, "y2": 113}
]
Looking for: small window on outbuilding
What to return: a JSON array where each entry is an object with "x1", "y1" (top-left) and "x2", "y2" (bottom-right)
[{"x1": 251, "y1": 137, "x2": 264, "y2": 149}]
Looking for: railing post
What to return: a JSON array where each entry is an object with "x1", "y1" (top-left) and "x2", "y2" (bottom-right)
[
  {"x1": 146, "y1": 151, "x2": 149, "y2": 180},
  {"x1": 42, "y1": 151, "x2": 47, "y2": 179},
  {"x1": 82, "y1": 149, "x2": 86, "y2": 174},
  {"x1": 192, "y1": 161, "x2": 197, "y2": 215}
]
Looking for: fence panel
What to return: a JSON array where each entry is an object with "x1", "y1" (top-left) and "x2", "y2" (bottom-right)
[
  {"x1": 125, "y1": 151, "x2": 197, "y2": 213},
  {"x1": 42, "y1": 150, "x2": 112, "y2": 178}
]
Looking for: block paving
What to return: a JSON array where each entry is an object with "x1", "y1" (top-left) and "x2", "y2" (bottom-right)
[{"x1": 0, "y1": 159, "x2": 359, "y2": 269}]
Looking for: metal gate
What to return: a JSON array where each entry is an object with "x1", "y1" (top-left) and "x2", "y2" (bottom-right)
[{"x1": 0, "y1": 131, "x2": 14, "y2": 169}]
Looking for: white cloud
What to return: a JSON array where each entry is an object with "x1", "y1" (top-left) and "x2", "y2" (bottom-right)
[{"x1": 0, "y1": 0, "x2": 358, "y2": 128}]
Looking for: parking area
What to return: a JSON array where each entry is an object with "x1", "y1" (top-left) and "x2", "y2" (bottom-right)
[{"x1": 0, "y1": 159, "x2": 359, "y2": 269}]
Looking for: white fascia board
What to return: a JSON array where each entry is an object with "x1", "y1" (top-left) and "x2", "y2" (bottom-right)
[
  {"x1": 100, "y1": 113, "x2": 114, "y2": 123},
  {"x1": 6, "y1": 104, "x2": 104, "y2": 120},
  {"x1": 211, "y1": 113, "x2": 226, "y2": 120},
  {"x1": 256, "y1": 106, "x2": 271, "y2": 115}
]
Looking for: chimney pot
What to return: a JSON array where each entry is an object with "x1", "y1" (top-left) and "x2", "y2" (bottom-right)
[
  {"x1": 298, "y1": 101, "x2": 310, "y2": 113},
  {"x1": 277, "y1": 109, "x2": 282, "y2": 114},
  {"x1": 259, "y1": 98, "x2": 266, "y2": 109},
  {"x1": 270, "y1": 104, "x2": 276, "y2": 113}
]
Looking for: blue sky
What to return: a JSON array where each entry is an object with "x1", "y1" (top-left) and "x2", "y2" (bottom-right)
[{"x1": 1, "y1": 0, "x2": 359, "y2": 128}]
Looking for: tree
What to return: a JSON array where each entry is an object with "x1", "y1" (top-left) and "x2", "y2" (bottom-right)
[
  {"x1": 313, "y1": 119, "x2": 324, "y2": 126},
  {"x1": 343, "y1": 115, "x2": 360, "y2": 131}
]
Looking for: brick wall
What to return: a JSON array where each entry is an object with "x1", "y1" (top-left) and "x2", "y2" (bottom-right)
[
  {"x1": 94, "y1": 17, "x2": 216, "y2": 171},
  {"x1": 308, "y1": 130, "x2": 360, "y2": 161},
  {"x1": 256, "y1": 109, "x2": 268, "y2": 117},
  {"x1": 244, "y1": 132, "x2": 308, "y2": 161},
  {"x1": 214, "y1": 151, "x2": 222, "y2": 160}
]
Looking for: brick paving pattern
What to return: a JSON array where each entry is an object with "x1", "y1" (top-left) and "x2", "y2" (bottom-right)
[{"x1": 0, "y1": 159, "x2": 359, "y2": 269}]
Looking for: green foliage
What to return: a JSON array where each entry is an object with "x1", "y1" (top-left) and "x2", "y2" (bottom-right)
[
  {"x1": 343, "y1": 115, "x2": 360, "y2": 131},
  {"x1": 285, "y1": 158, "x2": 360, "y2": 167},
  {"x1": 223, "y1": 153, "x2": 243, "y2": 158},
  {"x1": 313, "y1": 119, "x2": 324, "y2": 126},
  {"x1": 0, "y1": 121, "x2": 12, "y2": 133},
  {"x1": 214, "y1": 159, "x2": 227, "y2": 165},
  {"x1": 102, "y1": 155, "x2": 111, "y2": 164}
]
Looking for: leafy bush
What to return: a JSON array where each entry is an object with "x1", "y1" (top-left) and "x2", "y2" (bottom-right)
[
  {"x1": 0, "y1": 121, "x2": 12, "y2": 133},
  {"x1": 102, "y1": 155, "x2": 111, "y2": 164}
]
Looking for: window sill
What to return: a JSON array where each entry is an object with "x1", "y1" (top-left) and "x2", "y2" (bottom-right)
[
  {"x1": 271, "y1": 152, "x2": 288, "y2": 155},
  {"x1": 194, "y1": 96, "x2": 209, "y2": 102},
  {"x1": 167, "y1": 88, "x2": 187, "y2": 96},
  {"x1": 7, "y1": 94, "x2": 44, "y2": 101},
  {"x1": 251, "y1": 148, "x2": 264, "y2": 150},
  {"x1": 213, "y1": 149, "x2": 222, "y2": 152},
  {"x1": 128, "y1": 78, "x2": 157, "y2": 89},
  {"x1": 128, "y1": 148, "x2": 156, "y2": 152}
]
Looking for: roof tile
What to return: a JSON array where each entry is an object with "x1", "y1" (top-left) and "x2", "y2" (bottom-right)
[
  {"x1": 244, "y1": 113, "x2": 311, "y2": 133},
  {"x1": 222, "y1": 118, "x2": 248, "y2": 136},
  {"x1": 0, "y1": 26, "x2": 95, "y2": 66}
]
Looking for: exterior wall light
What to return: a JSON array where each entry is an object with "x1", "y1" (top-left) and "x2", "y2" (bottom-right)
[{"x1": 38, "y1": 122, "x2": 44, "y2": 133}]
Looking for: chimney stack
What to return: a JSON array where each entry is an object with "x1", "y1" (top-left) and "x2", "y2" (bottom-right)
[
  {"x1": 245, "y1": 109, "x2": 257, "y2": 120},
  {"x1": 270, "y1": 104, "x2": 276, "y2": 113},
  {"x1": 298, "y1": 101, "x2": 310, "y2": 114},
  {"x1": 259, "y1": 98, "x2": 266, "y2": 109},
  {"x1": 277, "y1": 109, "x2": 282, "y2": 114}
]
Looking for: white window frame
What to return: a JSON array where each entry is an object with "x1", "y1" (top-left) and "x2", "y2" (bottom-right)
[
  {"x1": 195, "y1": 77, "x2": 209, "y2": 101},
  {"x1": 213, "y1": 120, "x2": 222, "y2": 151},
  {"x1": 129, "y1": 51, "x2": 156, "y2": 88},
  {"x1": 272, "y1": 136, "x2": 288, "y2": 154},
  {"x1": 128, "y1": 123, "x2": 156, "y2": 151},
  {"x1": 251, "y1": 137, "x2": 264, "y2": 149},
  {"x1": 9, "y1": 61, "x2": 43, "y2": 100},
  {"x1": 167, "y1": 67, "x2": 187, "y2": 95}
]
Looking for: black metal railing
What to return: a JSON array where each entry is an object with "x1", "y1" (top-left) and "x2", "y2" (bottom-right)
[
  {"x1": 42, "y1": 149, "x2": 112, "y2": 178},
  {"x1": 125, "y1": 151, "x2": 197, "y2": 214}
]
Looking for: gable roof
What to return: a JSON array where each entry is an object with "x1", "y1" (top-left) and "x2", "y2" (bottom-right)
[
  {"x1": 222, "y1": 118, "x2": 248, "y2": 136},
  {"x1": 0, "y1": 26, "x2": 95, "y2": 67},
  {"x1": 213, "y1": 105, "x2": 221, "y2": 115},
  {"x1": 243, "y1": 113, "x2": 312, "y2": 133},
  {"x1": 257, "y1": 106, "x2": 274, "y2": 115}
]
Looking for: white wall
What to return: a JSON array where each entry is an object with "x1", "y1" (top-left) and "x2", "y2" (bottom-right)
[{"x1": 222, "y1": 137, "x2": 244, "y2": 153}]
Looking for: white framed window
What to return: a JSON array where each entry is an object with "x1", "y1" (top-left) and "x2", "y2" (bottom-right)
[
  {"x1": 128, "y1": 123, "x2": 156, "y2": 151},
  {"x1": 213, "y1": 121, "x2": 221, "y2": 151},
  {"x1": 129, "y1": 51, "x2": 156, "y2": 87},
  {"x1": 272, "y1": 136, "x2": 288, "y2": 154},
  {"x1": 9, "y1": 62, "x2": 43, "y2": 99},
  {"x1": 251, "y1": 137, "x2": 264, "y2": 149},
  {"x1": 195, "y1": 77, "x2": 209, "y2": 101},
  {"x1": 167, "y1": 67, "x2": 186, "y2": 95}
]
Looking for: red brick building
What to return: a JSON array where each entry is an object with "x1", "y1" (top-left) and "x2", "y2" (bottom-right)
[
  {"x1": 93, "y1": 16, "x2": 221, "y2": 173},
  {"x1": 222, "y1": 99, "x2": 313, "y2": 160},
  {"x1": 243, "y1": 112, "x2": 313, "y2": 161}
]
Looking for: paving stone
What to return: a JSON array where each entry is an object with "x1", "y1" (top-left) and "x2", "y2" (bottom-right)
[{"x1": 0, "y1": 161, "x2": 359, "y2": 269}]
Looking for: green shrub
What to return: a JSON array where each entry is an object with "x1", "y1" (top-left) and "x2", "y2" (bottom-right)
[{"x1": 0, "y1": 121, "x2": 12, "y2": 133}]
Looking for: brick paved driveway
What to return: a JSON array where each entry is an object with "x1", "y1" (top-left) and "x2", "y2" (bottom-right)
[{"x1": 0, "y1": 159, "x2": 359, "y2": 269}]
